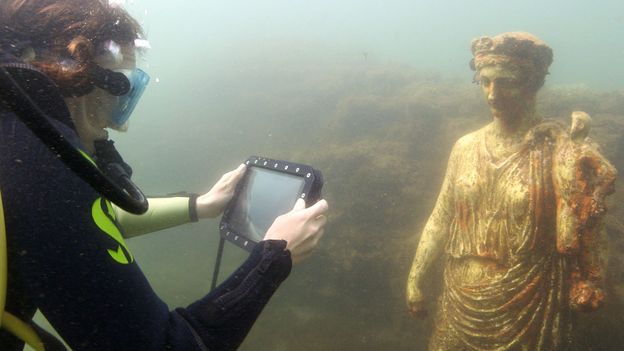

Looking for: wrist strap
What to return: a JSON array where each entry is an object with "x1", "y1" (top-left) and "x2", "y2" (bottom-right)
[{"x1": 188, "y1": 193, "x2": 199, "y2": 222}]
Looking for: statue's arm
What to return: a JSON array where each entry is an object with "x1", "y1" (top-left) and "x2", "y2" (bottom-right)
[
  {"x1": 406, "y1": 146, "x2": 456, "y2": 315},
  {"x1": 406, "y1": 198, "x2": 451, "y2": 297}
]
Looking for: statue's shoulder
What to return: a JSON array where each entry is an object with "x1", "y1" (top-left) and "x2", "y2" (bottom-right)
[{"x1": 453, "y1": 126, "x2": 488, "y2": 152}]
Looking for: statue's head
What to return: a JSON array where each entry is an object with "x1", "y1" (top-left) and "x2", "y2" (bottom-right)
[
  {"x1": 470, "y1": 32, "x2": 553, "y2": 121},
  {"x1": 470, "y1": 32, "x2": 553, "y2": 93}
]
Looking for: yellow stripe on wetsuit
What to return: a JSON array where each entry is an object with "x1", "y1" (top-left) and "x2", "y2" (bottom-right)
[{"x1": 91, "y1": 197, "x2": 134, "y2": 264}]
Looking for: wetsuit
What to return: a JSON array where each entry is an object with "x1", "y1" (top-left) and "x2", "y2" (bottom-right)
[{"x1": 0, "y1": 67, "x2": 292, "y2": 350}]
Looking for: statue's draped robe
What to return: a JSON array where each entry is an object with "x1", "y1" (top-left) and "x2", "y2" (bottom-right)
[{"x1": 429, "y1": 126, "x2": 572, "y2": 351}]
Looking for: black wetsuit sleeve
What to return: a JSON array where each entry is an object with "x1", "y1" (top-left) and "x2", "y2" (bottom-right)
[{"x1": 172, "y1": 240, "x2": 292, "y2": 351}]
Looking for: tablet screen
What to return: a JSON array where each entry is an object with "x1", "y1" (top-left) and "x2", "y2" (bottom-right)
[{"x1": 228, "y1": 167, "x2": 306, "y2": 241}]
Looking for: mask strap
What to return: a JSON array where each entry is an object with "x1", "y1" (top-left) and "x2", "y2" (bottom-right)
[{"x1": 88, "y1": 65, "x2": 130, "y2": 96}]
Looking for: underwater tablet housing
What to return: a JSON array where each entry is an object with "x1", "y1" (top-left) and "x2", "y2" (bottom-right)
[{"x1": 219, "y1": 156, "x2": 323, "y2": 252}]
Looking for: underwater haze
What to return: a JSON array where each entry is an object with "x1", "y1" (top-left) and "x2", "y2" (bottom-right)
[{"x1": 100, "y1": 0, "x2": 624, "y2": 350}]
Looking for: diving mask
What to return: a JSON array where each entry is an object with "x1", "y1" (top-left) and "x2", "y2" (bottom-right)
[{"x1": 110, "y1": 68, "x2": 150, "y2": 126}]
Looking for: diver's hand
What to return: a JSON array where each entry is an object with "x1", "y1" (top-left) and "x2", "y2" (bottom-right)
[
  {"x1": 196, "y1": 164, "x2": 246, "y2": 219},
  {"x1": 406, "y1": 285, "x2": 428, "y2": 319},
  {"x1": 264, "y1": 198, "x2": 329, "y2": 264}
]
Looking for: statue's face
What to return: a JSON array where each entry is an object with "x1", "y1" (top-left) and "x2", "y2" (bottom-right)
[{"x1": 478, "y1": 64, "x2": 533, "y2": 122}]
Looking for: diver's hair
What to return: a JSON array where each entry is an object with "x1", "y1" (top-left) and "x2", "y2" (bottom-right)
[
  {"x1": 0, "y1": 0, "x2": 144, "y2": 96},
  {"x1": 470, "y1": 32, "x2": 553, "y2": 92}
]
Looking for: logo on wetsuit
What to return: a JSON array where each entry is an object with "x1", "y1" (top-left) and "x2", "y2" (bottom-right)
[{"x1": 91, "y1": 197, "x2": 134, "y2": 264}]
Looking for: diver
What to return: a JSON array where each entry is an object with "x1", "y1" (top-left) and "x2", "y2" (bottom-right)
[{"x1": 0, "y1": 0, "x2": 329, "y2": 350}]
